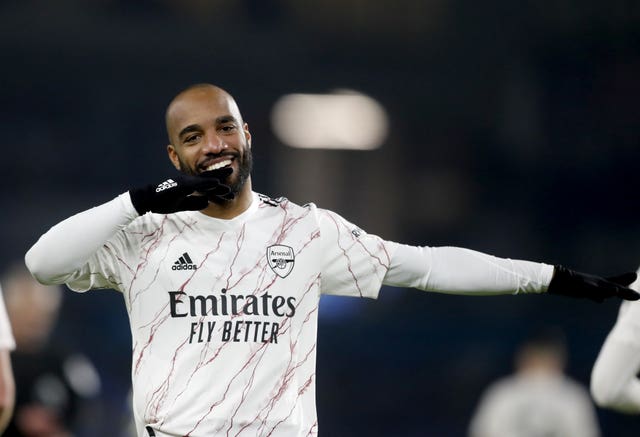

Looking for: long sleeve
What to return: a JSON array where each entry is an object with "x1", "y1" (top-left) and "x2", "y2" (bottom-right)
[
  {"x1": 25, "y1": 192, "x2": 139, "y2": 285},
  {"x1": 383, "y1": 243, "x2": 554, "y2": 295},
  {"x1": 590, "y1": 274, "x2": 640, "y2": 413}
]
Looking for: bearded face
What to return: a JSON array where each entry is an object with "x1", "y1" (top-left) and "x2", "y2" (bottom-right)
[{"x1": 177, "y1": 138, "x2": 253, "y2": 203}]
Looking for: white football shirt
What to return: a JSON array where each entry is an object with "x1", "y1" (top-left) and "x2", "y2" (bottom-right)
[{"x1": 65, "y1": 192, "x2": 393, "y2": 437}]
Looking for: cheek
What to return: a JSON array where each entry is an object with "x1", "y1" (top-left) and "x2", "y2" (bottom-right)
[
  {"x1": 171, "y1": 151, "x2": 192, "y2": 172},
  {"x1": 177, "y1": 149, "x2": 198, "y2": 165}
]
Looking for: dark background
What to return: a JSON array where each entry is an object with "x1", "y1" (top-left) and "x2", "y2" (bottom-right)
[{"x1": 1, "y1": 1, "x2": 639, "y2": 435}]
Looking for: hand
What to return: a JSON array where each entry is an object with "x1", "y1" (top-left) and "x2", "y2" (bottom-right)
[
  {"x1": 547, "y1": 265, "x2": 639, "y2": 302},
  {"x1": 199, "y1": 169, "x2": 235, "y2": 202},
  {"x1": 129, "y1": 168, "x2": 233, "y2": 215}
]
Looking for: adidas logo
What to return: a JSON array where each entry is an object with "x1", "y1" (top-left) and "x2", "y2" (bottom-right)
[
  {"x1": 156, "y1": 179, "x2": 178, "y2": 193},
  {"x1": 172, "y1": 252, "x2": 198, "y2": 271}
]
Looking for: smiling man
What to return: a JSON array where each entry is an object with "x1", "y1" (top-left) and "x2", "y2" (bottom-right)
[
  {"x1": 165, "y1": 85, "x2": 254, "y2": 220},
  {"x1": 25, "y1": 83, "x2": 639, "y2": 437}
]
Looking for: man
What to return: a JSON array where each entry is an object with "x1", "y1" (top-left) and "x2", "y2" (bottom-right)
[
  {"x1": 25, "y1": 83, "x2": 639, "y2": 437},
  {"x1": 469, "y1": 329, "x2": 600, "y2": 437},
  {"x1": 0, "y1": 283, "x2": 16, "y2": 434},
  {"x1": 590, "y1": 271, "x2": 640, "y2": 413}
]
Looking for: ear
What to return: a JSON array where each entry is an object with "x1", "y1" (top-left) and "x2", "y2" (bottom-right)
[
  {"x1": 167, "y1": 144, "x2": 181, "y2": 171},
  {"x1": 243, "y1": 123, "x2": 252, "y2": 148}
]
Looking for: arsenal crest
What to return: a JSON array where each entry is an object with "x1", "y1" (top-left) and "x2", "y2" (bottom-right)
[{"x1": 267, "y1": 245, "x2": 295, "y2": 278}]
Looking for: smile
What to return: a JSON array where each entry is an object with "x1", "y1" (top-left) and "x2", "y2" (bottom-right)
[{"x1": 204, "y1": 159, "x2": 232, "y2": 171}]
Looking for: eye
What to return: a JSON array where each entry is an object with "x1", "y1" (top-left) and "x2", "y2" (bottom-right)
[
  {"x1": 220, "y1": 125, "x2": 237, "y2": 133},
  {"x1": 184, "y1": 134, "x2": 201, "y2": 144}
]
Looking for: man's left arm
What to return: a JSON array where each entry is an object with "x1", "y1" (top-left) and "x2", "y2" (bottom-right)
[{"x1": 383, "y1": 244, "x2": 639, "y2": 302}]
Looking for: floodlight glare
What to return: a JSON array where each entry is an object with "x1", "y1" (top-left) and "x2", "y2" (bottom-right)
[{"x1": 271, "y1": 91, "x2": 388, "y2": 150}]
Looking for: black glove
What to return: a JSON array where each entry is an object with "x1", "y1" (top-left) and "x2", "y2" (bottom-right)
[
  {"x1": 199, "y1": 169, "x2": 235, "y2": 202},
  {"x1": 129, "y1": 168, "x2": 233, "y2": 215},
  {"x1": 547, "y1": 265, "x2": 639, "y2": 302}
]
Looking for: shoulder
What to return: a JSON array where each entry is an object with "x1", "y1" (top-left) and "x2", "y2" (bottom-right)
[
  {"x1": 125, "y1": 211, "x2": 175, "y2": 231},
  {"x1": 255, "y1": 192, "x2": 318, "y2": 217}
]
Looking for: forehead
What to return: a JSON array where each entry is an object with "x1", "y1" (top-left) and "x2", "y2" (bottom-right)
[{"x1": 166, "y1": 88, "x2": 242, "y2": 137}]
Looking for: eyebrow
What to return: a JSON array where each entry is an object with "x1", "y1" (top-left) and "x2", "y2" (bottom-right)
[
  {"x1": 178, "y1": 124, "x2": 201, "y2": 139},
  {"x1": 177, "y1": 116, "x2": 238, "y2": 140},
  {"x1": 215, "y1": 115, "x2": 238, "y2": 125}
]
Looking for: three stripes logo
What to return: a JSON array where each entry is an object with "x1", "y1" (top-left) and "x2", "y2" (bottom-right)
[
  {"x1": 172, "y1": 252, "x2": 198, "y2": 271},
  {"x1": 156, "y1": 179, "x2": 178, "y2": 193}
]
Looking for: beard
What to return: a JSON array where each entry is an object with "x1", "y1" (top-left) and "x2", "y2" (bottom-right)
[
  {"x1": 178, "y1": 144, "x2": 253, "y2": 204},
  {"x1": 226, "y1": 146, "x2": 252, "y2": 200}
]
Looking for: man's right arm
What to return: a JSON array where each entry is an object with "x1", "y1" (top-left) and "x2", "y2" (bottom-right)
[
  {"x1": 26, "y1": 169, "x2": 234, "y2": 286},
  {"x1": 25, "y1": 193, "x2": 139, "y2": 285}
]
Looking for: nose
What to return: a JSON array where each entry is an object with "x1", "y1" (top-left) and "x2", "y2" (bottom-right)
[{"x1": 202, "y1": 133, "x2": 226, "y2": 154}]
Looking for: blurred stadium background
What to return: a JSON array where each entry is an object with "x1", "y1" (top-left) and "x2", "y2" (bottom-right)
[{"x1": 1, "y1": 0, "x2": 639, "y2": 435}]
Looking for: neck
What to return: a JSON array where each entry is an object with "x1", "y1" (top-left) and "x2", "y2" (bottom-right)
[{"x1": 200, "y1": 179, "x2": 253, "y2": 219}]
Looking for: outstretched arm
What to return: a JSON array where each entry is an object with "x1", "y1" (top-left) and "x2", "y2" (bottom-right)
[
  {"x1": 384, "y1": 244, "x2": 553, "y2": 295},
  {"x1": 383, "y1": 244, "x2": 638, "y2": 301}
]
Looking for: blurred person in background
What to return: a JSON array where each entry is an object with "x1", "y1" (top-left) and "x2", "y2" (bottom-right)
[
  {"x1": 468, "y1": 328, "x2": 600, "y2": 437},
  {"x1": 3, "y1": 264, "x2": 101, "y2": 437},
  {"x1": 0, "y1": 283, "x2": 16, "y2": 433},
  {"x1": 24, "y1": 83, "x2": 639, "y2": 437},
  {"x1": 590, "y1": 271, "x2": 640, "y2": 413}
]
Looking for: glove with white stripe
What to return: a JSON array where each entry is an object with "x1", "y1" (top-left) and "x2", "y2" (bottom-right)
[
  {"x1": 547, "y1": 265, "x2": 639, "y2": 303},
  {"x1": 129, "y1": 168, "x2": 233, "y2": 215}
]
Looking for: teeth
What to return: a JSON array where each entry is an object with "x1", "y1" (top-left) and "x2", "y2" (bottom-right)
[{"x1": 205, "y1": 160, "x2": 232, "y2": 171}]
